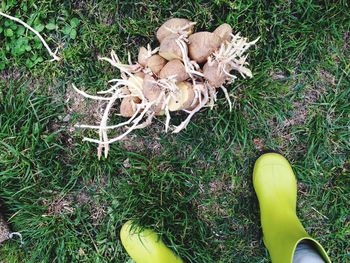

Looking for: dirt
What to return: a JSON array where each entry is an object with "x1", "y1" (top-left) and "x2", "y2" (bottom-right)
[
  {"x1": 253, "y1": 138, "x2": 265, "y2": 150},
  {"x1": 41, "y1": 195, "x2": 75, "y2": 216},
  {"x1": 319, "y1": 69, "x2": 337, "y2": 86},
  {"x1": 269, "y1": 70, "x2": 332, "y2": 154},
  {"x1": 75, "y1": 180, "x2": 109, "y2": 226},
  {"x1": 270, "y1": 70, "x2": 286, "y2": 80},
  {"x1": 195, "y1": 175, "x2": 233, "y2": 223},
  {"x1": 91, "y1": 203, "x2": 107, "y2": 226},
  {"x1": 57, "y1": 86, "x2": 106, "y2": 147},
  {"x1": 0, "y1": 68, "x2": 21, "y2": 83},
  {"x1": 119, "y1": 123, "x2": 163, "y2": 154},
  {"x1": 39, "y1": 187, "x2": 108, "y2": 225},
  {"x1": 64, "y1": 87, "x2": 105, "y2": 129}
]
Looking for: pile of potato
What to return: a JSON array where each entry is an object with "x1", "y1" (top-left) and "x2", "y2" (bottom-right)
[{"x1": 74, "y1": 18, "x2": 258, "y2": 158}]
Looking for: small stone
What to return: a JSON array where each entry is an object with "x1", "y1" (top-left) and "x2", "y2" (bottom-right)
[
  {"x1": 123, "y1": 158, "x2": 131, "y2": 168},
  {"x1": 0, "y1": 213, "x2": 10, "y2": 244},
  {"x1": 63, "y1": 114, "x2": 71, "y2": 122}
]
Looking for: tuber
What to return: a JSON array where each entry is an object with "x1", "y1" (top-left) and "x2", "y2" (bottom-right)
[
  {"x1": 159, "y1": 35, "x2": 183, "y2": 61},
  {"x1": 168, "y1": 82, "x2": 194, "y2": 111},
  {"x1": 156, "y1": 18, "x2": 194, "y2": 43},
  {"x1": 203, "y1": 61, "x2": 230, "y2": 88},
  {"x1": 138, "y1": 47, "x2": 149, "y2": 67},
  {"x1": 188, "y1": 32, "x2": 221, "y2": 63},
  {"x1": 146, "y1": 54, "x2": 167, "y2": 75},
  {"x1": 159, "y1": 59, "x2": 189, "y2": 83},
  {"x1": 120, "y1": 96, "x2": 141, "y2": 117},
  {"x1": 213, "y1": 24, "x2": 233, "y2": 43},
  {"x1": 142, "y1": 74, "x2": 164, "y2": 113}
]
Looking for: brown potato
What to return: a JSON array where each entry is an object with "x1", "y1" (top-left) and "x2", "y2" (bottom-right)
[
  {"x1": 143, "y1": 75, "x2": 160, "y2": 100},
  {"x1": 213, "y1": 24, "x2": 232, "y2": 42},
  {"x1": 120, "y1": 96, "x2": 141, "y2": 117},
  {"x1": 156, "y1": 18, "x2": 194, "y2": 43},
  {"x1": 203, "y1": 61, "x2": 229, "y2": 87},
  {"x1": 168, "y1": 82, "x2": 194, "y2": 111},
  {"x1": 142, "y1": 74, "x2": 164, "y2": 113},
  {"x1": 134, "y1": 71, "x2": 145, "y2": 79},
  {"x1": 159, "y1": 35, "x2": 183, "y2": 61},
  {"x1": 181, "y1": 82, "x2": 195, "y2": 109},
  {"x1": 159, "y1": 60, "x2": 189, "y2": 82},
  {"x1": 146, "y1": 55, "x2": 167, "y2": 75},
  {"x1": 188, "y1": 32, "x2": 221, "y2": 63},
  {"x1": 138, "y1": 47, "x2": 149, "y2": 67}
]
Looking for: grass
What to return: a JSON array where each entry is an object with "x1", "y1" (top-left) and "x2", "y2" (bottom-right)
[{"x1": 0, "y1": 0, "x2": 349, "y2": 262}]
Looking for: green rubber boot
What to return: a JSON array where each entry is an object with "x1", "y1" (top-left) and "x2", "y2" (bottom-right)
[
  {"x1": 253, "y1": 153, "x2": 331, "y2": 263},
  {"x1": 120, "y1": 221, "x2": 183, "y2": 263}
]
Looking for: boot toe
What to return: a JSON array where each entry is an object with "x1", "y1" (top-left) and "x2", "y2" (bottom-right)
[{"x1": 253, "y1": 153, "x2": 297, "y2": 206}]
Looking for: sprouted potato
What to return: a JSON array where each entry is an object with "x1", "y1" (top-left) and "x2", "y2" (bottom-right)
[{"x1": 73, "y1": 18, "x2": 258, "y2": 158}]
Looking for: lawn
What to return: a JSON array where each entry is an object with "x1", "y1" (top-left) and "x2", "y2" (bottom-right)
[{"x1": 0, "y1": 0, "x2": 349, "y2": 262}]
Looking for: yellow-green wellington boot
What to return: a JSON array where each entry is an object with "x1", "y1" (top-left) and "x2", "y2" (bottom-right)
[
  {"x1": 253, "y1": 153, "x2": 331, "y2": 263},
  {"x1": 120, "y1": 221, "x2": 183, "y2": 263}
]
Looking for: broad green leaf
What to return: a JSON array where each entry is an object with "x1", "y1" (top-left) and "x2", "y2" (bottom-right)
[
  {"x1": 26, "y1": 58, "x2": 34, "y2": 68},
  {"x1": 70, "y1": 18, "x2": 80, "y2": 27},
  {"x1": 31, "y1": 53, "x2": 38, "y2": 60},
  {"x1": 70, "y1": 28, "x2": 77, "y2": 39},
  {"x1": 46, "y1": 23, "x2": 56, "y2": 30},
  {"x1": 34, "y1": 39, "x2": 43, "y2": 49},
  {"x1": 20, "y1": 2, "x2": 28, "y2": 12},
  {"x1": 62, "y1": 25, "x2": 72, "y2": 35},
  {"x1": 4, "y1": 20, "x2": 12, "y2": 27},
  {"x1": 10, "y1": 22, "x2": 17, "y2": 30},
  {"x1": 34, "y1": 24, "x2": 45, "y2": 32},
  {"x1": 16, "y1": 26, "x2": 25, "y2": 36},
  {"x1": 4, "y1": 28, "x2": 13, "y2": 37}
]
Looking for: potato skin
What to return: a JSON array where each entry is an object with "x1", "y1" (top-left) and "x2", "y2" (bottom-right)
[
  {"x1": 159, "y1": 60, "x2": 189, "y2": 82},
  {"x1": 203, "y1": 61, "x2": 228, "y2": 87},
  {"x1": 188, "y1": 32, "x2": 221, "y2": 63},
  {"x1": 120, "y1": 96, "x2": 141, "y2": 117},
  {"x1": 147, "y1": 55, "x2": 166, "y2": 75},
  {"x1": 134, "y1": 71, "x2": 145, "y2": 79},
  {"x1": 142, "y1": 74, "x2": 164, "y2": 113},
  {"x1": 168, "y1": 82, "x2": 194, "y2": 111},
  {"x1": 156, "y1": 18, "x2": 194, "y2": 43},
  {"x1": 138, "y1": 47, "x2": 149, "y2": 67},
  {"x1": 159, "y1": 35, "x2": 183, "y2": 61},
  {"x1": 213, "y1": 24, "x2": 232, "y2": 42},
  {"x1": 181, "y1": 82, "x2": 195, "y2": 109}
]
